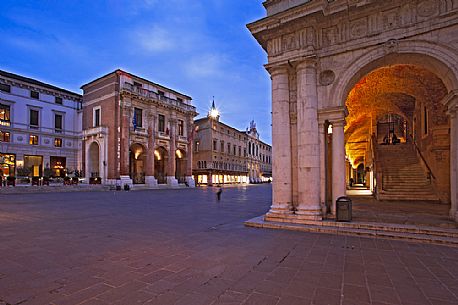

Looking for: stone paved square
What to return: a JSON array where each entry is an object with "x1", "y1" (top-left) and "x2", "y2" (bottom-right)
[{"x1": 1, "y1": 185, "x2": 457, "y2": 305}]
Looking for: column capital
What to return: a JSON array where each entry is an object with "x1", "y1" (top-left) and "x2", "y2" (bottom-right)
[
  {"x1": 296, "y1": 57, "x2": 318, "y2": 72},
  {"x1": 332, "y1": 120, "x2": 346, "y2": 128},
  {"x1": 265, "y1": 64, "x2": 289, "y2": 77},
  {"x1": 318, "y1": 106, "x2": 347, "y2": 125},
  {"x1": 441, "y1": 89, "x2": 458, "y2": 115}
]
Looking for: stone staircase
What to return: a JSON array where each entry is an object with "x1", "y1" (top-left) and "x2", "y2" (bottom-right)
[
  {"x1": 376, "y1": 143, "x2": 439, "y2": 201},
  {"x1": 245, "y1": 216, "x2": 458, "y2": 246}
]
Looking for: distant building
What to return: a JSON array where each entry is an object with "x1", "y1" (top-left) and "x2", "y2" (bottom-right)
[
  {"x1": 0, "y1": 70, "x2": 82, "y2": 180},
  {"x1": 245, "y1": 120, "x2": 272, "y2": 183},
  {"x1": 81, "y1": 70, "x2": 197, "y2": 187},
  {"x1": 192, "y1": 102, "x2": 271, "y2": 185}
]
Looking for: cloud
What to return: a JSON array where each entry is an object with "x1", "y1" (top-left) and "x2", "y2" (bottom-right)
[
  {"x1": 136, "y1": 25, "x2": 176, "y2": 52},
  {"x1": 184, "y1": 53, "x2": 230, "y2": 78}
]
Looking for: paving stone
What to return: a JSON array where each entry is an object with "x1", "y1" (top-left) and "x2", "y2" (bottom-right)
[{"x1": 0, "y1": 185, "x2": 456, "y2": 305}]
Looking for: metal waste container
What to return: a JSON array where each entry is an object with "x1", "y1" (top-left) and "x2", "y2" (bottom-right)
[{"x1": 336, "y1": 196, "x2": 352, "y2": 222}]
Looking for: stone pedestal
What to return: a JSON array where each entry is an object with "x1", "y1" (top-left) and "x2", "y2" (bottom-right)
[
  {"x1": 119, "y1": 175, "x2": 133, "y2": 188},
  {"x1": 145, "y1": 176, "x2": 158, "y2": 187},
  {"x1": 266, "y1": 66, "x2": 293, "y2": 218},
  {"x1": 185, "y1": 176, "x2": 196, "y2": 188},
  {"x1": 295, "y1": 60, "x2": 322, "y2": 220},
  {"x1": 167, "y1": 176, "x2": 178, "y2": 187}
]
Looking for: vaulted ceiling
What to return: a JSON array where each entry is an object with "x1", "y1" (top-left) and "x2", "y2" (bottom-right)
[{"x1": 344, "y1": 64, "x2": 448, "y2": 167}]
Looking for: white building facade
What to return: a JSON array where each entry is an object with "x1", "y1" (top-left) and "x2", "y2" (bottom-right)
[{"x1": 0, "y1": 70, "x2": 82, "y2": 180}]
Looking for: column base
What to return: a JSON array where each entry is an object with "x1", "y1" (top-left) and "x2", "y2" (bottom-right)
[
  {"x1": 295, "y1": 206, "x2": 322, "y2": 221},
  {"x1": 166, "y1": 176, "x2": 178, "y2": 187},
  {"x1": 119, "y1": 175, "x2": 133, "y2": 188},
  {"x1": 145, "y1": 176, "x2": 158, "y2": 187},
  {"x1": 185, "y1": 176, "x2": 195, "y2": 188}
]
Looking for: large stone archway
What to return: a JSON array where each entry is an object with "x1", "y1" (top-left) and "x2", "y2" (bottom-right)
[{"x1": 248, "y1": 0, "x2": 458, "y2": 223}]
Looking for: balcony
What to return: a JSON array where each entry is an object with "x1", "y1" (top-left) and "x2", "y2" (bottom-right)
[
  {"x1": 83, "y1": 126, "x2": 109, "y2": 138},
  {"x1": 122, "y1": 83, "x2": 197, "y2": 113},
  {"x1": 178, "y1": 135, "x2": 188, "y2": 143}
]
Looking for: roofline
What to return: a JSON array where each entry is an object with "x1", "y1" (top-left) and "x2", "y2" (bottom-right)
[
  {"x1": 81, "y1": 69, "x2": 192, "y2": 100},
  {"x1": 194, "y1": 116, "x2": 271, "y2": 146},
  {"x1": 0, "y1": 69, "x2": 82, "y2": 98}
]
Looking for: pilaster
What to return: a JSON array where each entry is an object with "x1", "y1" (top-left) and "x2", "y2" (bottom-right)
[{"x1": 442, "y1": 90, "x2": 458, "y2": 222}]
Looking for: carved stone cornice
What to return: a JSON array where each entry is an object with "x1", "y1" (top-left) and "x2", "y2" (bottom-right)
[{"x1": 249, "y1": 0, "x2": 458, "y2": 60}]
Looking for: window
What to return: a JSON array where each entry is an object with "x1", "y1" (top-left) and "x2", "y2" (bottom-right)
[
  {"x1": 158, "y1": 114, "x2": 165, "y2": 132},
  {"x1": 244, "y1": 148, "x2": 247, "y2": 157},
  {"x1": 55, "y1": 114, "x2": 63, "y2": 132},
  {"x1": 30, "y1": 109, "x2": 39, "y2": 128},
  {"x1": 94, "y1": 107, "x2": 100, "y2": 127},
  {"x1": 423, "y1": 106, "x2": 428, "y2": 135},
  {"x1": 134, "y1": 81, "x2": 142, "y2": 88},
  {"x1": 213, "y1": 139, "x2": 217, "y2": 151},
  {"x1": 239, "y1": 146, "x2": 241, "y2": 156},
  {"x1": 29, "y1": 135, "x2": 39, "y2": 145},
  {"x1": 0, "y1": 131, "x2": 10, "y2": 142},
  {"x1": 0, "y1": 84, "x2": 11, "y2": 93},
  {"x1": 134, "y1": 108, "x2": 143, "y2": 128},
  {"x1": 233, "y1": 145, "x2": 236, "y2": 156},
  {"x1": 158, "y1": 90, "x2": 165, "y2": 96},
  {"x1": 55, "y1": 97, "x2": 63, "y2": 104},
  {"x1": 227, "y1": 143, "x2": 231, "y2": 154},
  {"x1": 0, "y1": 104, "x2": 10, "y2": 126},
  {"x1": 178, "y1": 119, "x2": 184, "y2": 136},
  {"x1": 220, "y1": 141, "x2": 224, "y2": 153},
  {"x1": 54, "y1": 138, "x2": 62, "y2": 147},
  {"x1": 30, "y1": 91, "x2": 39, "y2": 99},
  {"x1": 177, "y1": 97, "x2": 183, "y2": 103}
]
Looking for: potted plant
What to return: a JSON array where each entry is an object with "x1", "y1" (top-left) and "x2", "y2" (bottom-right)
[
  {"x1": 43, "y1": 167, "x2": 52, "y2": 186},
  {"x1": 6, "y1": 175, "x2": 15, "y2": 187},
  {"x1": 63, "y1": 176, "x2": 71, "y2": 186},
  {"x1": 16, "y1": 166, "x2": 31, "y2": 184}
]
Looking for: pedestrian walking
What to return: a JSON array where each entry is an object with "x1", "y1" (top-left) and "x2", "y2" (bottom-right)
[{"x1": 216, "y1": 186, "x2": 222, "y2": 201}]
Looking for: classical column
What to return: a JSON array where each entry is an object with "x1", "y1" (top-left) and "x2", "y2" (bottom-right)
[
  {"x1": 449, "y1": 111, "x2": 457, "y2": 220},
  {"x1": 318, "y1": 122, "x2": 326, "y2": 215},
  {"x1": 167, "y1": 116, "x2": 178, "y2": 186},
  {"x1": 331, "y1": 120, "x2": 346, "y2": 216},
  {"x1": 185, "y1": 119, "x2": 196, "y2": 187},
  {"x1": 145, "y1": 111, "x2": 157, "y2": 187},
  {"x1": 119, "y1": 99, "x2": 133, "y2": 186},
  {"x1": 295, "y1": 60, "x2": 322, "y2": 220},
  {"x1": 265, "y1": 66, "x2": 293, "y2": 219}
]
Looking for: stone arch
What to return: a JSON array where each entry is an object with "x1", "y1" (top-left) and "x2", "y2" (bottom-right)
[
  {"x1": 130, "y1": 143, "x2": 146, "y2": 184},
  {"x1": 154, "y1": 146, "x2": 168, "y2": 184},
  {"x1": 87, "y1": 141, "x2": 100, "y2": 178},
  {"x1": 175, "y1": 149, "x2": 187, "y2": 183},
  {"x1": 332, "y1": 40, "x2": 458, "y2": 106}
]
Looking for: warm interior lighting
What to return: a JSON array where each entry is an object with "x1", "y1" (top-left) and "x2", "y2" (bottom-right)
[
  {"x1": 154, "y1": 150, "x2": 161, "y2": 160},
  {"x1": 176, "y1": 149, "x2": 183, "y2": 159}
]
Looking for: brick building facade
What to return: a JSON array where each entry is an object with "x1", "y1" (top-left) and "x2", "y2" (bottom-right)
[{"x1": 81, "y1": 70, "x2": 197, "y2": 187}]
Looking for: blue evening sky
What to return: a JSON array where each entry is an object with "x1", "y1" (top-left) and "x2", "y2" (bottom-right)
[{"x1": 0, "y1": 0, "x2": 272, "y2": 143}]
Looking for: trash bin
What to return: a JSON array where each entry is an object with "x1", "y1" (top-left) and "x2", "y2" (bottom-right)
[{"x1": 336, "y1": 196, "x2": 352, "y2": 222}]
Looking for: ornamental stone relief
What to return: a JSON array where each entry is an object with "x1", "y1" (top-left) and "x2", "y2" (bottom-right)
[
  {"x1": 265, "y1": 0, "x2": 456, "y2": 58},
  {"x1": 417, "y1": 0, "x2": 438, "y2": 18},
  {"x1": 319, "y1": 70, "x2": 335, "y2": 86},
  {"x1": 350, "y1": 17, "x2": 368, "y2": 38}
]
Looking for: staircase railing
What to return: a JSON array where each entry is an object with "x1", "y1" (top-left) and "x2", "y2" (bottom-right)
[
  {"x1": 407, "y1": 134, "x2": 436, "y2": 181},
  {"x1": 371, "y1": 134, "x2": 384, "y2": 193}
]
